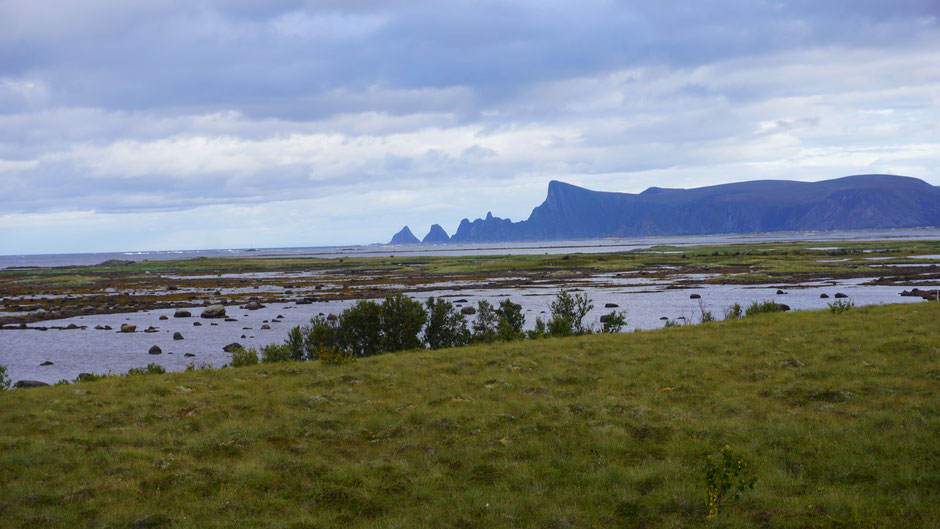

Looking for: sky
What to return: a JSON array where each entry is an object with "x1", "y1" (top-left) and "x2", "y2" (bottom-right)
[{"x1": 1, "y1": 0, "x2": 939, "y2": 255}]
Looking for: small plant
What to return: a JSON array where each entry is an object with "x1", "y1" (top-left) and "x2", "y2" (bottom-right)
[
  {"x1": 184, "y1": 361, "x2": 213, "y2": 372},
  {"x1": 525, "y1": 317, "x2": 548, "y2": 340},
  {"x1": 698, "y1": 299, "x2": 715, "y2": 323},
  {"x1": 725, "y1": 303, "x2": 743, "y2": 320},
  {"x1": 601, "y1": 310, "x2": 627, "y2": 333},
  {"x1": 745, "y1": 300, "x2": 782, "y2": 317},
  {"x1": 317, "y1": 345, "x2": 357, "y2": 366},
  {"x1": 663, "y1": 319, "x2": 682, "y2": 328},
  {"x1": 127, "y1": 363, "x2": 166, "y2": 376},
  {"x1": 828, "y1": 299, "x2": 854, "y2": 314},
  {"x1": 704, "y1": 445, "x2": 757, "y2": 519},
  {"x1": 228, "y1": 346, "x2": 259, "y2": 367},
  {"x1": 0, "y1": 363, "x2": 10, "y2": 391},
  {"x1": 261, "y1": 343, "x2": 292, "y2": 363}
]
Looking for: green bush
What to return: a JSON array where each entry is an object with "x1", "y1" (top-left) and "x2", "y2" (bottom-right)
[
  {"x1": 725, "y1": 303, "x2": 743, "y2": 320},
  {"x1": 126, "y1": 363, "x2": 166, "y2": 376},
  {"x1": 704, "y1": 445, "x2": 757, "y2": 519},
  {"x1": 424, "y1": 297, "x2": 470, "y2": 349},
  {"x1": 745, "y1": 300, "x2": 783, "y2": 317},
  {"x1": 0, "y1": 363, "x2": 10, "y2": 391},
  {"x1": 380, "y1": 293, "x2": 427, "y2": 352},
  {"x1": 228, "y1": 346, "x2": 259, "y2": 367},
  {"x1": 285, "y1": 325, "x2": 305, "y2": 361},
  {"x1": 601, "y1": 310, "x2": 627, "y2": 333},
  {"x1": 301, "y1": 315, "x2": 339, "y2": 360},
  {"x1": 261, "y1": 343, "x2": 292, "y2": 363},
  {"x1": 828, "y1": 299, "x2": 854, "y2": 314},
  {"x1": 339, "y1": 300, "x2": 383, "y2": 357},
  {"x1": 550, "y1": 290, "x2": 593, "y2": 335},
  {"x1": 495, "y1": 299, "x2": 525, "y2": 341},
  {"x1": 316, "y1": 345, "x2": 357, "y2": 366},
  {"x1": 471, "y1": 299, "x2": 498, "y2": 343},
  {"x1": 526, "y1": 317, "x2": 548, "y2": 339}
]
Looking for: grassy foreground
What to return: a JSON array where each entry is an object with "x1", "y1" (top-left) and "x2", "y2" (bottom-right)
[{"x1": 1, "y1": 304, "x2": 938, "y2": 528}]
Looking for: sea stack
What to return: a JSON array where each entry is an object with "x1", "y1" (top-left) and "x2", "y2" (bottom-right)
[
  {"x1": 389, "y1": 226, "x2": 420, "y2": 244},
  {"x1": 422, "y1": 224, "x2": 450, "y2": 244}
]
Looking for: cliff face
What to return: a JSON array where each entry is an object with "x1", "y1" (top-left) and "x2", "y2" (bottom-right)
[
  {"x1": 422, "y1": 224, "x2": 450, "y2": 244},
  {"x1": 442, "y1": 174, "x2": 940, "y2": 242},
  {"x1": 389, "y1": 226, "x2": 420, "y2": 244}
]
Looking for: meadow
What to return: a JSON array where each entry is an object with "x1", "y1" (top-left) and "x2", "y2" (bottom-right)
[{"x1": 1, "y1": 302, "x2": 937, "y2": 528}]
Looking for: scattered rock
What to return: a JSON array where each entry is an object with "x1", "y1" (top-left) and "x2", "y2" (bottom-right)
[
  {"x1": 39, "y1": 361, "x2": 53, "y2": 366},
  {"x1": 261, "y1": 324, "x2": 271, "y2": 329},
  {"x1": 201, "y1": 304, "x2": 226, "y2": 319},
  {"x1": 223, "y1": 342, "x2": 243, "y2": 352},
  {"x1": 820, "y1": 293, "x2": 830, "y2": 299},
  {"x1": 119, "y1": 324, "x2": 136, "y2": 333},
  {"x1": 276, "y1": 315, "x2": 284, "y2": 319},
  {"x1": 604, "y1": 302, "x2": 620, "y2": 307},
  {"x1": 224, "y1": 318, "x2": 238, "y2": 322},
  {"x1": 659, "y1": 316, "x2": 669, "y2": 320},
  {"x1": 184, "y1": 353, "x2": 196, "y2": 357},
  {"x1": 454, "y1": 299, "x2": 468, "y2": 303},
  {"x1": 689, "y1": 294, "x2": 701, "y2": 299},
  {"x1": 166, "y1": 286, "x2": 178, "y2": 291},
  {"x1": 14, "y1": 380, "x2": 49, "y2": 388},
  {"x1": 94, "y1": 325, "x2": 105, "y2": 330},
  {"x1": 461, "y1": 306, "x2": 477, "y2": 315},
  {"x1": 193, "y1": 321, "x2": 202, "y2": 326},
  {"x1": 148, "y1": 345, "x2": 162, "y2": 355},
  {"x1": 776, "y1": 303, "x2": 791, "y2": 311},
  {"x1": 834, "y1": 293, "x2": 848, "y2": 299},
  {"x1": 173, "y1": 332, "x2": 184, "y2": 340},
  {"x1": 158, "y1": 315, "x2": 168, "y2": 320},
  {"x1": 243, "y1": 301, "x2": 265, "y2": 310},
  {"x1": 174, "y1": 309, "x2": 191, "y2": 318},
  {"x1": 66, "y1": 323, "x2": 80, "y2": 329},
  {"x1": 776, "y1": 289, "x2": 786, "y2": 295}
]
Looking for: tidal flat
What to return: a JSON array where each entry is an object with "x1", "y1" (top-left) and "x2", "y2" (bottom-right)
[{"x1": 2, "y1": 239, "x2": 939, "y2": 382}]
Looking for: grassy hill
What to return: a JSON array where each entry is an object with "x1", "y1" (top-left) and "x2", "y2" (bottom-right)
[{"x1": 1, "y1": 303, "x2": 938, "y2": 528}]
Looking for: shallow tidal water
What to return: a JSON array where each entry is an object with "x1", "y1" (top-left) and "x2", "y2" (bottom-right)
[{"x1": 1, "y1": 277, "x2": 930, "y2": 384}]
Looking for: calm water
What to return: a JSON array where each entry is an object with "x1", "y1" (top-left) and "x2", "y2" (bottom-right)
[{"x1": 4, "y1": 228, "x2": 940, "y2": 268}]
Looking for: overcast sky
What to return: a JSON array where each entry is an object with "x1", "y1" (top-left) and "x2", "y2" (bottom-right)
[{"x1": 2, "y1": 0, "x2": 939, "y2": 254}]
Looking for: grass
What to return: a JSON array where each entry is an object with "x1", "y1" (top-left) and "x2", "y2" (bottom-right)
[{"x1": 1, "y1": 303, "x2": 938, "y2": 528}]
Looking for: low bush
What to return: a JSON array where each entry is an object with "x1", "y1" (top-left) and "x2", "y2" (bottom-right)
[
  {"x1": 601, "y1": 310, "x2": 627, "y2": 333},
  {"x1": 228, "y1": 346, "x2": 259, "y2": 367},
  {"x1": 261, "y1": 343, "x2": 292, "y2": 363},
  {"x1": 0, "y1": 363, "x2": 9, "y2": 391},
  {"x1": 744, "y1": 300, "x2": 783, "y2": 317},
  {"x1": 424, "y1": 297, "x2": 470, "y2": 349},
  {"x1": 828, "y1": 299, "x2": 854, "y2": 314},
  {"x1": 126, "y1": 363, "x2": 166, "y2": 376}
]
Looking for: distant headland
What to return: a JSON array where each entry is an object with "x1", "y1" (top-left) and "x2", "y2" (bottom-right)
[{"x1": 388, "y1": 174, "x2": 940, "y2": 244}]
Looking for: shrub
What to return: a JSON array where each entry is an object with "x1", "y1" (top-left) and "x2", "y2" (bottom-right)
[
  {"x1": 380, "y1": 293, "x2": 427, "y2": 352},
  {"x1": 698, "y1": 299, "x2": 715, "y2": 323},
  {"x1": 495, "y1": 299, "x2": 525, "y2": 341},
  {"x1": 663, "y1": 319, "x2": 682, "y2": 328},
  {"x1": 471, "y1": 299, "x2": 498, "y2": 343},
  {"x1": 261, "y1": 343, "x2": 292, "y2": 363},
  {"x1": 127, "y1": 363, "x2": 166, "y2": 376},
  {"x1": 424, "y1": 297, "x2": 470, "y2": 349},
  {"x1": 0, "y1": 363, "x2": 9, "y2": 391},
  {"x1": 704, "y1": 445, "x2": 757, "y2": 519},
  {"x1": 228, "y1": 346, "x2": 259, "y2": 367},
  {"x1": 601, "y1": 310, "x2": 627, "y2": 333},
  {"x1": 550, "y1": 290, "x2": 594, "y2": 335},
  {"x1": 339, "y1": 300, "x2": 383, "y2": 357},
  {"x1": 725, "y1": 303, "x2": 743, "y2": 320},
  {"x1": 317, "y1": 345, "x2": 357, "y2": 366},
  {"x1": 745, "y1": 300, "x2": 783, "y2": 317},
  {"x1": 828, "y1": 299, "x2": 854, "y2": 314},
  {"x1": 526, "y1": 317, "x2": 548, "y2": 339},
  {"x1": 184, "y1": 361, "x2": 213, "y2": 372},
  {"x1": 301, "y1": 315, "x2": 339, "y2": 359},
  {"x1": 285, "y1": 325, "x2": 305, "y2": 361}
]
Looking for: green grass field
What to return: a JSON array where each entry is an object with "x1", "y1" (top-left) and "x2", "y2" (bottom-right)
[{"x1": 1, "y1": 303, "x2": 938, "y2": 528}]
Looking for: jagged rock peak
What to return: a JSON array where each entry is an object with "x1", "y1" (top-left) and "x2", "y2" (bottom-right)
[
  {"x1": 422, "y1": 224, "x2": 450, "y2": 244},
  {"x1": 389, "y1": 226, "x2": 420, "y2": 245}
]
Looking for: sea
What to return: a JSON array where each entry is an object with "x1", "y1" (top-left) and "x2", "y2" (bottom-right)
[{"x1": 4, "y1": 228, "x2": 940, "y2": 269}]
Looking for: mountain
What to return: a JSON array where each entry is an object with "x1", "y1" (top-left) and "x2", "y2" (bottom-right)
[
  {"x1": 422, "y1": 224, "x2": 450, "y2": 244},
  {"x1": 389, "y1": 226, "x2": 420, "y2": 244},
  {"x1": 424, "y1": 174, "x2": 940, "y2": 243}
]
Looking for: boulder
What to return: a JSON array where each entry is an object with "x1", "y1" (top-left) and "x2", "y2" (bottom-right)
[
  {"x1": 193, "y1": 321, "x2": 202, "y2": 326},
  {"x1": 66, "y1": 323, "x2": 80, "y2": 329},
  {"x1": 820, "y1": 293, "x2": 830, "y2": 299},
  {"x1": 605, "y1": 303, "x2": 620, "y2": 307},
  {"x1": 174, "y1": 309, "x2": 191, "y2": 318},
  {"x1": 244, "y1": 301, "x2": 264, "y2": 310},
  {"x1": 14, "y1": 380, "x2": 49, "y2": 389},
  {"x1": 223, "y1": 342, "x2": 243, "y2": 352},
  {"x1": 261, "y1": 324, "x2": 271, "y2": 330},
  {"x1": 461, "y1": 306, "x2": 477, "y2": 315},
  {"x1": 689, "y1": 294, "x2": 701, "y2": 299},
  {"x1": 159, "y1": 315, "x2": 168, "y2": 320},
  {"x1": 184, "y1": 353, "x2": 196, "y2": 357},
  {"x1": 834, "y1": 293, "x2": 848, "y2": 299},
  {"x1": 201, "y1": 305, "x2": 226, "y2": 318},
  {"x1": 173, "y1": 332, "x2": 184, "y2": 340},
  {"x1": 149, "y1": 345, "x2": 162, "y2": 355},
  {"x1": 39, "y1": 361, "x2": 53, "y2": 366},
  {"x1": 599, "y1": 315, "x2": 609, "y2": 323},
  {"x1": 775, "y1": 303, "x2": 791, "y2": 311},
  {"x1": 776, "y1": 289, "x2": 786, "y2": 295},
  {"x1": 119, "y1": 324, "x2": 136, "y2": 333}
]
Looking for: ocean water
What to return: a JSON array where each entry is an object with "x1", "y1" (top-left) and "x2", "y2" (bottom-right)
[{"x1": 4, "y1": 228, "x2": 940, "y2": 268}]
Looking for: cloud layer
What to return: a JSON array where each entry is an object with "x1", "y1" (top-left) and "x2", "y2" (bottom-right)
[{"x1": 1, "y1": 1, "x2": 939, "y2": 253}]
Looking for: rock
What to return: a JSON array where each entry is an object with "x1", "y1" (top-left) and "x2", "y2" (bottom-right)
[
  {"x1": 159, "y1": 315, "x2": 168, "y2": 320},
  {"x1": 184, "y1": 353, "x2": 196, "y2": 357},
  {"x1": 94, "y1": 325, "x2": 105, "y2": 330},
  {"x1": 604, "y1": 303, "x2": 619, "y2": 307},
  {"x1": 193, "y1": 321, "x2": 202, "y2": 326},
  {"x1": 14, "y1": 380, "x2": 49, "y2": 388},
  {"x1": 166, "y1": 286, "x2": 178, "y2": 291},
  {"x1": 834, "y1": 293, "x2": 848, "y2": 299},
  {"x1": 243, "y1": 301, "x2": 265, "y2": 310},
  {"x1": 223, "y1": 342, "x2": 243, "y2": 352},
  {"x1": 173, "y1": 332, "x2": 184, "y2": 340},
  {"x1": 689, "y1": 294, "x2": 701, "y2": 299},
  {"x1": 775, "y1": 303, "x2": 791, "y2": 311},
  {"x1": 201, "y1": 304, "x2": 226, "y2": 318},
  {"x1": 461, "y1": 306, "x2": 477, "y2": 315},
  {"x1": 119, "y1": 324, "x2": 136, "y2": 333},
  {"x1": 600, "y1": 315, "x2": 609, "y2": 323},
  {"x1": 149, "y1": 345, "x2": 162, "y2": 355},
  {"x1": 820, "y1": 293, "x2": 830, "y2": 298},
  {"x1": 776, "y1": 289, "x2": 786, "y2": 295},
  {"x1": 261, "y1": 324, "x2": 271, "y2": 329},
  {"x1": 40, "y1": 361, "x2": 53, "y2": 366},
  {"x1": 454, "y1": 299, "x2": 469, "y2": 303},
  {"x1": 659, "y1": 316, "x2": 669, "y2": 320},
  {"x1": 277, "y1": 315, "x2": 285, "y2": 319},
  {"x1": 174, "y1": 309, "x2": 191, "y2": 318},
  {"x1": 66, "y1": 323, "x2": 80, "y2": 329},
  {"x1": 225, "y1": 318, "x2": 238, "y2": 322}
]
